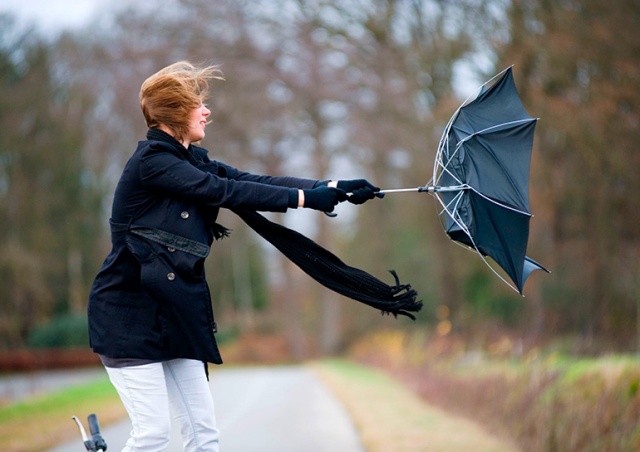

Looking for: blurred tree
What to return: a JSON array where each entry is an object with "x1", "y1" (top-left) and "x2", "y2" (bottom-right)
[
  {"x1": 498, "y1": 0, "x2": 640, "y2": 350},
  {"x1": 61, "y1": 0, "x2": 324, "y2": 355},
  {"x1": 324, "y1": 0, "x2": 509, "y2": 336},
  {"x1": 7, "y1": 0, "x2": 638, "y2": 355},
  {"x1": 0, "y1": 16, "x2": 104, "y2": 347}
]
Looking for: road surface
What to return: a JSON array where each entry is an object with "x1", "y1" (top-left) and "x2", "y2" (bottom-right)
[{"x1": 48, "y1": 365, "x2": 364, "y2": 452}]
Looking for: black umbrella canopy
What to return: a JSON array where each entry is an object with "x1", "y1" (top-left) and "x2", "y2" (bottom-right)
[{"x1": 435, "y1": 67, "x2": 548, "y2": 294}]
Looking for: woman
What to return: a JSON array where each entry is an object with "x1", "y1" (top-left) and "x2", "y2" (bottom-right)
[{"x1": 87, "y1": 61, "x2": 381, "y2": 451}]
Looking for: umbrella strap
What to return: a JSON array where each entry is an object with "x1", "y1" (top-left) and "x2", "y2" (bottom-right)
[{"x1": 231, "y1": 208, "x2": 422, "y2": 320}]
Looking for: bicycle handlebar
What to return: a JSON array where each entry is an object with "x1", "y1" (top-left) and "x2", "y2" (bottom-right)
[
  {"x1": 72, "y1": 414, "x2": 107, "y2": 451},
  {"x1": 88, "y1": 413, "x2": 107, "y2": 451}
]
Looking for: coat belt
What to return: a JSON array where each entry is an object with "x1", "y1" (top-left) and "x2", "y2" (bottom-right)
[{"x1": 110, "y1": 220, "x2": 210, "y2": 258}]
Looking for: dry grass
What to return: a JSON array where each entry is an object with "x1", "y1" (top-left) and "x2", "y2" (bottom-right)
[
  {"x1": 0, "y1": 376, "x2": 125, "y2": 452},
  {"x1": 313, "y1": 359, "x2": 519, "y2": 452},
  {"x1": 347, "y1": 330, "x2": 640, "y2": 452}
]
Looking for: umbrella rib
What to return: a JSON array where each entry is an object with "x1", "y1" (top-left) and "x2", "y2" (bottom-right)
[
  {"x1": 460, "y1": 119, "x2": 537, "y2": 145},
  {"x1": 439, "y1": 164, "x2": 464, "y2": 186},
  {"x1": 450, "y1": 118, "x2": 537, "y2": 210},
  {"x1": 439, "y1": 189, "x2": 467, "y2": 220},
  {"x1": 457, "y1": 118, "x2": 537, "y2": 141},
  {"x1": 434, "y1": 113, "x2": 461, "y2": 184},
  {"x1": 435, "y1": 140, "x2": 465, "y2": 187},
  {"x1": 474, "y1": 248, "x2": 521, "y2": 294},
  {"x1": 428, "y1": 66, "x2": 542, "y2": 295},
  {"x1": 438, "y1": 191, "x2": 475, "y2": 242},
  {"x1": 469, "y1": 187, "x2": 531, "y2": 217},
  {"x1": 433, "y1": 65, "x2": 515, "y2": 186},
  {"x1": 458, "y1": 65, "x2": 514, "y2": 109},
  {"x1": 435, "y1": 192, "x2": 520, "y2": 294},
  {"x1": 447, "y1": 237, "x2": 520, "y2": 294}
]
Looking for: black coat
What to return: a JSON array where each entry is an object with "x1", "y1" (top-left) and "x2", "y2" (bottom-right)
[{"x1": 88, "y1": 129, "x2": 318, "y2": 364}]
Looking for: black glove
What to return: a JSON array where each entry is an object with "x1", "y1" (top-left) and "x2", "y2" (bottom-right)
[
  {"x1": 337, "y1": 179, "x2": 384, "y2": 205},
  {"x1": 303, "y1": 186, "x2": 348, "y2": 212}
]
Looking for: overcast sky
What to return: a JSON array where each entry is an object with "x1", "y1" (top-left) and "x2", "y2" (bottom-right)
[
  {"x1": 0, "y1": 0, "x2": 483, "y2": 98},
  {"x1": 0, "y1": 0, "x2": 106, "y2": 33}
]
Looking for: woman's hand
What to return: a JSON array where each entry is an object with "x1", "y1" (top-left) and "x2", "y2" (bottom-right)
[
  {"x1": 302, "y1": 186, "x2": 348, "y2": 212},
  {"x1": 335, "y1": 179, "x2": 384, "y2": 204}
]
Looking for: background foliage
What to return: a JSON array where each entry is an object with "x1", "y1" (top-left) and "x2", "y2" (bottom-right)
[{"x1": 1, "y1": 0, "x2": 639, "y2": 356}]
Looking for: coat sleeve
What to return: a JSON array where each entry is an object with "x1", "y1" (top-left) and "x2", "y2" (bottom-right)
[
  {"x1": 139, "y1": 142, "x2": 295, "y2": 212},
  {"x1": 215, "y1": 161, "x2": 322, "y2": 190},
  {"x1": 189, "y1": 147, "x2": 321, "y2": 189}
]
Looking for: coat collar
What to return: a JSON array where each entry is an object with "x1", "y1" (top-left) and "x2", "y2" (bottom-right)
[
  {"x1": 146, "y1": 128, "x2": 205, "y2": 164},
  {"x1": 147, "y1": 128, "x2": 185, "y2": 149}
]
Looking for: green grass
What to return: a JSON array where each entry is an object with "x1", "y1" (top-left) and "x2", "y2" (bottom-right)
[
  {"x1": 0, "y1": 375, "x2": 125, "y2": 452},
  {"x1": 0, "y1": 376, "x2": 115, "y2": 421}
]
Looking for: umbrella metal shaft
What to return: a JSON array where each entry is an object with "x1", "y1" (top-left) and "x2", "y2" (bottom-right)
[{"x1": 377, "y1": 185, "x2": 467, "y2": 194}]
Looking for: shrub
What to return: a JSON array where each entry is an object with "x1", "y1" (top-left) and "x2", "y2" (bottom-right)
[
  {"x1": 349, "y1": 330, "x2": 640, "y2": 452},
  {"x1": 27, "y1": 313, "x2": 89, "y2": 348}
]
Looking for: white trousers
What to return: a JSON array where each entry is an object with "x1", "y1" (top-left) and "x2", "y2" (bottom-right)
[{"x1": 105, "y1": 359, "x2": 219, "y2": 452}]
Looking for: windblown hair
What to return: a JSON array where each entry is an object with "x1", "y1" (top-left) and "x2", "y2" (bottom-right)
[{"x1": 140, "y1": 61, "x2": 224, "y2": 142}]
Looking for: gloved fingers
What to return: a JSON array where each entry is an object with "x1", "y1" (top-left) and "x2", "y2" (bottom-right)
[
  {"x1": 325, "y1": 189, "x2": 348, "y2": 212},
  {"x1": 347, "y1": 186, "x2": 376, "y2": 205},
  {"x1": 336, "y1": 188, "x2": 349, "y2": 202},
  {"x1": 367, "y1": 181, "x2": 381, "y2": 192},
  {"x1": 337, "y1": 179, "x2": 379, "y2": 193},
  {"x1": 303, "y1": 187, "x2": 348, "y2": 211},
  {"x1": 355, "y1": 180, "x2": 378, "y2": 191}
]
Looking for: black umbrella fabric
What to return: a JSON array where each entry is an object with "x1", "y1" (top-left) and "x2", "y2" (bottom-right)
[
  {"x1": 378, "y1": 67, "x2": 548, "y2": 294},
  {"x1": 435, "y1": 67, "x2": 548, "y2": 294}
]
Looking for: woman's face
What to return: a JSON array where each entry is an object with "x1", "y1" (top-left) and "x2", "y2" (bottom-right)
[{"x1": 184, "y1": 103, "x2": 211, "y2": 146}]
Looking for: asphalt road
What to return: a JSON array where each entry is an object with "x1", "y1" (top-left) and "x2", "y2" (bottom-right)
[{"x1": 48, "y1": 365, "x2": 364, "y2": 452}]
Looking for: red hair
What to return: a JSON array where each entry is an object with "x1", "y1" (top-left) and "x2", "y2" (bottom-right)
[{"x1": 140, "y1": 61, "x2": 224, "y2": 141}]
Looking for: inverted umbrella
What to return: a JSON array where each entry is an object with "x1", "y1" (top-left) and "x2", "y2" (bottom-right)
[
  {"x1": 379, "y1": 67, "x2": 549, "y2": 294},
  {"x1": 231, "y1": 67, "x2": 542, "y2": 321}
]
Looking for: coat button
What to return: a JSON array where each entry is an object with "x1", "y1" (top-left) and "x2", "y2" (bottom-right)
[
  {"x1": 167, "y1": 246, "x2": 176, "y2": 252},
  {"x1": 167, "y1": 272, "x2": 176, "y2": 281},
  {"x1": 180, "y1": 211, "x2": 189, "y2": 219}
]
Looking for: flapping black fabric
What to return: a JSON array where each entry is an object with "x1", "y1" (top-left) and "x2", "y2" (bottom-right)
[
  {"x1": 232, "y1": 208, "x2": 422, "y2": 319},
  {"x1": 179, "y1": 131, "x2": 419, "y2": 318},
  {"x1": 436, "y1": 67, "x2": 548, "y2": 294}
]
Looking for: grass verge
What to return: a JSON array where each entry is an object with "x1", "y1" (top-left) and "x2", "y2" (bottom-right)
[
  {"x1": 312, "y1": 359, "x2": 519, "y2": 452},
  {"x1": 348, "y1": 330, "x2": 640, "y2": 451},
  {"x1": 0, "y1": 376, "x2": 125, "y2": 452}
]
